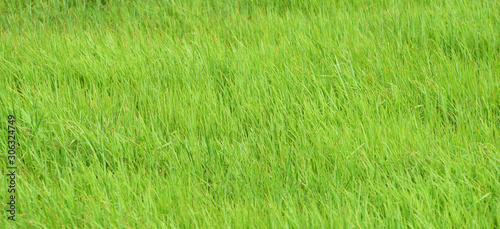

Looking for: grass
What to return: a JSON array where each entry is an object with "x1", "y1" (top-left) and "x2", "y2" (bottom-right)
[{"x1": 0, "y1": 0, "x2": 499, "y2": 228}]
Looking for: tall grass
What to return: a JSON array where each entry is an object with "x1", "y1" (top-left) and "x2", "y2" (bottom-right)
[{"x1": 1, "y1": 0, "x2": 499, "y2": 227}]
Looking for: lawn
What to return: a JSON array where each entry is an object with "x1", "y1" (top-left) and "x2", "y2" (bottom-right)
[{"x1": 1, "y1": 0, "x2": 499, "y2": 228}]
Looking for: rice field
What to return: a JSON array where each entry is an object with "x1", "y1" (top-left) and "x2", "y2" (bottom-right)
[{"x1": 1, "y1": 0, "x2": 499, "y2": 228}]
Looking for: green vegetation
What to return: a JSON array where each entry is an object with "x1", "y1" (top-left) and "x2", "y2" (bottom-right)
[{"x1": 1, "y1": 0, "x2": 499, "y2": 227}]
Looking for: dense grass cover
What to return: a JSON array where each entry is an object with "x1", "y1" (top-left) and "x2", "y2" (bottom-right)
[{"x1": 1, "y1": 0, "x2": 499, "y2": 227}]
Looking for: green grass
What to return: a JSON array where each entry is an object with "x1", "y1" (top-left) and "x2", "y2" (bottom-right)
[{"x1": 1, "y1": 0, "x2": 499, "y2": 228}]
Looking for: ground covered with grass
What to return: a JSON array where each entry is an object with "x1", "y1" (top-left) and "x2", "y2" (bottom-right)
[{"x1": 1, "y1": 0, "x2": 499, "y2": 228}]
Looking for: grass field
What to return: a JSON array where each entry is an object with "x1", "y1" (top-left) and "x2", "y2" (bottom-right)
[{"x1": 1, "y1": 0, "x2": 499, "y2": 228}]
